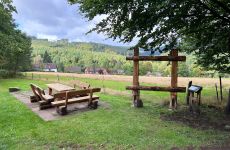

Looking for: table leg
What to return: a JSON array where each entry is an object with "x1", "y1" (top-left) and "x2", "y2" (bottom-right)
[{"x1": 49, "y1": 88, "x2": 52, "y2": 95}]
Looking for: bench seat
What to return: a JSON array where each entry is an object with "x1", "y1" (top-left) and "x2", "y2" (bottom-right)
[
  {"x1": 51, "y1": 95, "x2": 99, "y2": 107},
  {"x1": 42, "y1": 94, "x2": 54, "y2": 101}
]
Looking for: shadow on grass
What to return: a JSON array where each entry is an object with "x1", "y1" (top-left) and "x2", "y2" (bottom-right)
[{"x1": 160, "y1": 104, "x2": 230, "y2": 132}]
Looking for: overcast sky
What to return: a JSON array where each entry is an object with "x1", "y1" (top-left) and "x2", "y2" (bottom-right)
[{"x1": 12, "y1": 0, "x2": 135, "y2": 46}]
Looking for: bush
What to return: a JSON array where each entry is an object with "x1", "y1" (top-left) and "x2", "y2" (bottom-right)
[
  {"x1": 0, "y1": 70, "x2": 10, "y2": 78},
  {"x1": 0, "y1": 70, "x2": 22, "y2": 78}
]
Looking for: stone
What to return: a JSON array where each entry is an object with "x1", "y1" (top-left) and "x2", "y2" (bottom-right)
[{"x1": 9, "y1": 87, "x2": 20, "y2": 92}]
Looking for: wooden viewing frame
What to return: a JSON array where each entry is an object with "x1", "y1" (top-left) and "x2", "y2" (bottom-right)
[{"x1": 126, "y1": 48, "x2": 186, "y2": 109}]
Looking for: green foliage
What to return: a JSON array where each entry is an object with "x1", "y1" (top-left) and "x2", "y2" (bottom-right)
[
  {"x1": 139, "y1": 62, "x2": 152, "y2": 75},
  {"x1": 69, "y1": 0, "x2": 230, "y2": 73},
  {"x1": 32, "y1": 39, "x2": 128, "y2": 72},
  {"x1": 32, "y1": 39, "x2": 225, "y2": 77},
  {"x1": 0, "y1": 69, "x2": 9, "y2": 78},
  {"x1": 0, "y1": 0, "x2": 32, "y2": 76},
  {"x1": 42, "y1": 50, "x2": 52, "y2": 63},
  {"x1": 57, "y1": 62, "x2": 64, "y2": 72}
]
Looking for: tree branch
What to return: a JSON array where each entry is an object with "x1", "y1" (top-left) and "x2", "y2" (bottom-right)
[
  {"x1": 211, "y1": 0, "x2": 230, "y2": 14},
  {"x1": 197, "y1": 0, "x2": 230, "y2": 24}
]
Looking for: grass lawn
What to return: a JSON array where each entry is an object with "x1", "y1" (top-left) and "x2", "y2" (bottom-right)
[
  {"x1": 0, "y1": 78, "x2": 230, "y2": 149},
  {"x1": 24, "y1": 73, "x2": 230, "y2": 104}
]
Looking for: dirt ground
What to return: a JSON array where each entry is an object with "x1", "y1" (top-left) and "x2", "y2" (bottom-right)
[
  {"x1": 161, "y1": 105, "x2": 230, "y2": 132},
  {"x1": 29, "y1": 72, "x2": 230, "y2": 88}
]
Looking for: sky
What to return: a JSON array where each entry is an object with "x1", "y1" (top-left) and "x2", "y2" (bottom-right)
[{"x1": 12, "y1": 0, "x2": 135, "y2": 46}]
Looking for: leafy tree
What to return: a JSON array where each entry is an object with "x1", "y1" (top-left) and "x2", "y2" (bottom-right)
[
  {"x1": 32, "y1": 39, "x2": 215, "y2": 77},
  {"x1": 33, "y1": 55, "x2": 43, "y2": 65},
  {"x1": 122, "y1": 62, "x2": 133, "y2": 75},
  {"x1": 178, "y1": 63, "x2": 190, "y2": 77},
  {"x1": 43, "y1": 50, "x2": 52, "y2": 63},
  {"x1": 0, "y1": 0, "x2": 32, "y2": 76},
  {"x1": 69, "y1": 0, "x2": 230, "y2": 73},
  {"x1": 58, "y1": 62, "x2": 65, "y2": 72},
  {"x1": 139, "y1": 62, "x2": 152, "y2": 75}
]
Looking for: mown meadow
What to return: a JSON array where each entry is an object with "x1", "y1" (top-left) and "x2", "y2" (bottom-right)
[{"x1": 0, "y1": 74, "x2": 230, "y2": 149}]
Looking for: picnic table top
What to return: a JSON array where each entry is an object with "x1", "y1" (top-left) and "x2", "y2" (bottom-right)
[{"x1": 46, "y1": 83, "x2": 75, "y2": 92}]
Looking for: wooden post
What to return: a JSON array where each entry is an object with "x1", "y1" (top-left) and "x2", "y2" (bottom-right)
[
  {"x1": 126, "y1": 56, "x2": 186, "y2": 61},
  {"x1": 126, "y1": 86, "x2": 186, "y2": 92},
  {"x1": 170, "y1": 49, "x2": 178, "y2": 109},
  {"x1": 219, "y1": 76, "x2": 223, "y2": 101},
  {"x1": 215, "y1": 83, "x2": 219, "y2": 101},
  {"x1": 186, "y1": 81, "x2": 192, "y2": 105},
  {"x1": 133, "y1": 47, "x2": 142, "y2": 107}
]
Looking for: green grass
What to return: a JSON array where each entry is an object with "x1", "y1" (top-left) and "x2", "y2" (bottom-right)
[
  {"x1": 1, "y1": 78, "x2": 230, "y2": 149},
  {"x1": 24, "y1": 73, "x2": 229, "y2": 104}
]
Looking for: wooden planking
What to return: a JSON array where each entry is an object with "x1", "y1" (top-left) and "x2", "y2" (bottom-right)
[
  {"x1": 126, "y1": 56, "x2": 186, "y2": 61},
  {"x1": 54, "y1": 88, "x2": 101, "y2": 99},
  {"x1": 126, "y1": 86, "x2": 186, "y2": 93},
  {"x1": 46, "y1": 83, "x2": 75, "y2": 92},
  {"x1": 42, "y1": 94, "x2": 54, "y2": 101},
  {"x1": 54, "y1": 92, "x2": 66, "y2": 99},
  {"x1": 30, "y1": 83, "x2": 41, "y2": 100},
  {"x1": 51, "y1": 95, "x2": 99, "y2": 107},
  {"x1": 66, "y1": 88, "x2": 101, "y2": 98}
]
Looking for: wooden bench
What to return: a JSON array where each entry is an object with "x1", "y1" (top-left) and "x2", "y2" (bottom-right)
[
  {"x1": 36, "y1": 86, "x2": 54, "y2": 110},
  {"x1": 52, "y1": 88, "x2": 101, "y2": 115},
  {"x1": 30, "y1": 84, "x2": 42, "y2": 103}
]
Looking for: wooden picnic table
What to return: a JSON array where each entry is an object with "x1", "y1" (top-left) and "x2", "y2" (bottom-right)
[{"x1": 46, "y1": 83, "x2": 75, "y2": 95}]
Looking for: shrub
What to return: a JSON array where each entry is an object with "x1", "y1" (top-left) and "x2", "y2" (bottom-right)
[{"x1": 0, "y1": 70, "x2": 10, "y2": 78}]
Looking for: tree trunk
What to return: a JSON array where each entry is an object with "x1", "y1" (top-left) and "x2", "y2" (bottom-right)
[
  {"x1": 225, "y1": 89, "x2": 230, "y2": 115},
  {"x1": 13, "y1": 55, "x2": 19, "y2": 76}
]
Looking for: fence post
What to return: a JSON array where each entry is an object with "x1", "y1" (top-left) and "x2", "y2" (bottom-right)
[
  {"x1": 215, "y1": 83, "x2": 219, "y2": 101},
  {"x1": 225, "y1": 89, "x2": 230, "y2": 114},
  {"x1": 186, "y1": 81, "x2": 192, "y2": 105},
  {"x1": 219, "y1": 76, "x2": 223, "y2": 102}
]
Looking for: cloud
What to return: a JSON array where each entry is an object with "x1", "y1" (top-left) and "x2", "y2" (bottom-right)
[
  {"x1": 36, "y1": 33, "x2": 58, "y2": 41},
  {"x1": 12, "y1": 0, "x2": 136, "y2": 46}
]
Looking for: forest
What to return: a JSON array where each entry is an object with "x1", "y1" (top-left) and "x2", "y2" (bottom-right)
[{"x1": 32, "y1": 38, "x2": 224, "y2": 77}]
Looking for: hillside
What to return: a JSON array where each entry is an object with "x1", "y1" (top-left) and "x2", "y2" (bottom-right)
[
  {"x1": 32, "y1": 39, "x2": 129, "y2": 56},
  {"x1": 31, "y1": 39, "x2": 222, "y2": 77},
  {"x1": 31, "y1": 39, "x2": 129, "y2": 73}
]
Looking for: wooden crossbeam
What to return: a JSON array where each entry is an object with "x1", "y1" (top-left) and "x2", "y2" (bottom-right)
[
  {"x1": 126, "y1": 86, "x2": 186, "y2": 93},
  {"x1": 51, "y1": 95, "x2": 99, "y2": 107},
  {"x1": 126, "y1": 56, "x2": 186, "y2": 61}
]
